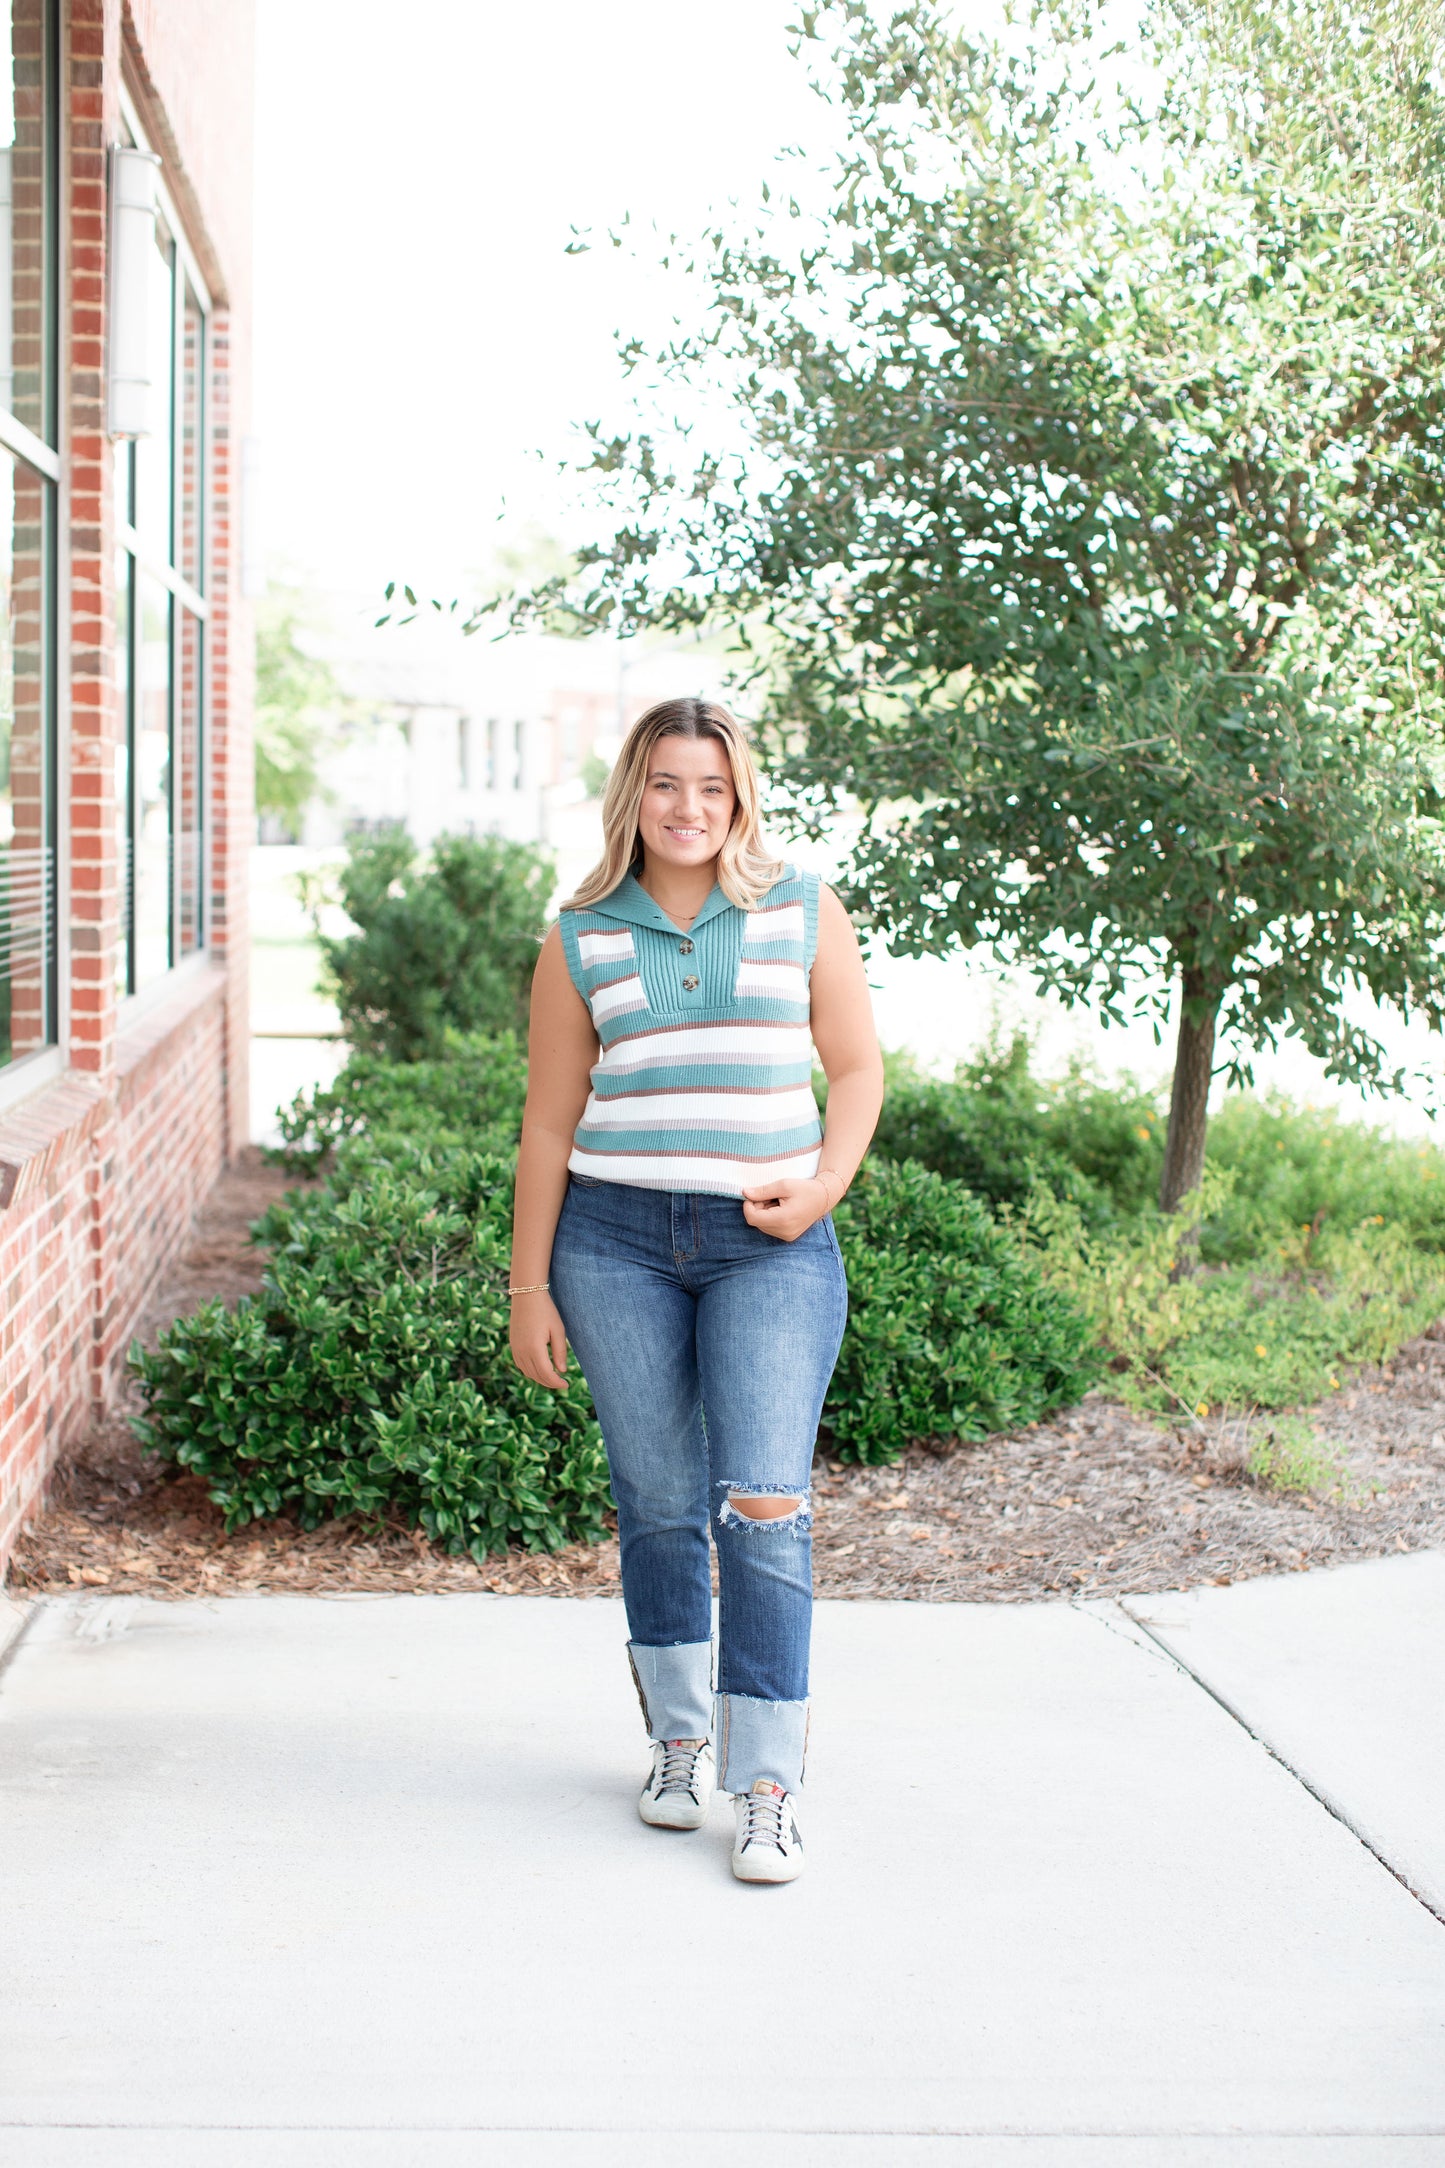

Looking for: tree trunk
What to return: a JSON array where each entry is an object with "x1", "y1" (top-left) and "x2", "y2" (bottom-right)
[{"x1": 1159, "y1": 968, "x2": 1220, "y2": 1215}]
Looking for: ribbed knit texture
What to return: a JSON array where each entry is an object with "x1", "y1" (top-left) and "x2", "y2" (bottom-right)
[{"x1": 556, "y1": 865, "x2": 823, "y2": 1195}]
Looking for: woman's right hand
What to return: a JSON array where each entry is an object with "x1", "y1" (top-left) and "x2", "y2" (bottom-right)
[{"x1": 509, "y1": 1291, "x2": 571, "y2": 1389}]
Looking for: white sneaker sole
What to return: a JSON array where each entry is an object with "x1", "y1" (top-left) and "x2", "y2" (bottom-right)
[
  {"x1": 639, "y1": 1790, "x2": 711, "y2": 1830},
  {"x1": 731, "y1": 1847, "x2": 805, "y2": 1884}
]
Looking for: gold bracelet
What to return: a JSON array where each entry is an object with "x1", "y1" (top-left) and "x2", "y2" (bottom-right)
[{"x1": 507, "y1": 1282, "x2": 550, "y2": 1297}]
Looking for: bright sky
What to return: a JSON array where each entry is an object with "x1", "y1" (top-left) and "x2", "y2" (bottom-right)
[{"x1": 253, "y1": 0, "x2": 835, "y2": 606}]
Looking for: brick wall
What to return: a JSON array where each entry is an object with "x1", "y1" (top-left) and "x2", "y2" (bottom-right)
[
  {"x1": 67, "y1": 0, "x2": 122, "y2": 1086},
  {"x1": 96, "y1": 971, "x2": 227, "y2": 1394},
  {"x1": 0, "y1": 1079, "x2": 101, "y2": 1564},
  {"x1": 0, "y1": 0, "x2": 253, "y2": 1577}
]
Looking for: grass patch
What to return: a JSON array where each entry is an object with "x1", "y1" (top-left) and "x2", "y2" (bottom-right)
[{"x1": 1244, "y1": 1415, "x2": 1348, "y2": 1497}]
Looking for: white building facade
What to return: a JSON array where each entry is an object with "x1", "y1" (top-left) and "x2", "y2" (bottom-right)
[{"x1": 294, "y1": 610, "x2": 733, "y2": 862}]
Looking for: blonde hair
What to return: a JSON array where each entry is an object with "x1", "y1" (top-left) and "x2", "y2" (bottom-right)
[{"x1": 563, "y1": 697, "x2": 785, "y2": 912}]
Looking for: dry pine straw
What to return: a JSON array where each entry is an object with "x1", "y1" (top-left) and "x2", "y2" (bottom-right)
[{"x1": 9, "y1": 1152, "x2": 1445, "y2": 1605}]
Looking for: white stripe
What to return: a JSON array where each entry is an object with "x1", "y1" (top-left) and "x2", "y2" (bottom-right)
[
  {"x1": 569, "y1": 1145, "x2": 823, "y2": 1188},
  {"x1": 733, "y1": 960, "x2": 809, "y2": 1003},
  {"x1": 597, "y1": 1021, "x2": 814, "y2": 1063},
  {"x1": 582, "y1": 1085, "x2": 820, "y2": 1127},
  {"x1": 590, "y1": 974, "x2": 649, "y2": 1022},
  {"x1": 578, "y1": 928, "x2": 636, "y2": 965},
  {"x1": 743, "y1": 902, "x2": 805, "y2": 945}
]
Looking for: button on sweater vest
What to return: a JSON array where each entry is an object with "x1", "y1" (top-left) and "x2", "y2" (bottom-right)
[{"x1": 556, "y1": 865, "x2": 824, "y2": 1196}]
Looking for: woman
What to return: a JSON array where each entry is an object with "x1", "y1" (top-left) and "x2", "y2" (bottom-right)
[{"x1": 508, "y1": 697, "x2": 882, "y2": 1883}]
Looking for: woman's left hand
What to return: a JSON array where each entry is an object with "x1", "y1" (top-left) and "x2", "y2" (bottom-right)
[{"x1": 741, "y1": 1175, "x2": 838, "y2": 1243}]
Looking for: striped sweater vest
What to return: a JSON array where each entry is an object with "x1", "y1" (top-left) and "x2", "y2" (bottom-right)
[{"x1": 556, "y1": 864, "x2": 824, "y2": 1195}]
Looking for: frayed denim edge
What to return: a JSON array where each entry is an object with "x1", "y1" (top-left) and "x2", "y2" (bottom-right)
[{"x1": 715, "y1": 1480, "x2": 812, "y2": 1533}]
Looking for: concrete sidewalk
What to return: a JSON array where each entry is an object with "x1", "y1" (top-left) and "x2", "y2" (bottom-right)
[
  {"x1": 0, "y1": 1573, "x2": 1442, "y2": 2165},
  {"x1": 1123, "y1": 1550, "x2": 1445, "y2": 1918}
]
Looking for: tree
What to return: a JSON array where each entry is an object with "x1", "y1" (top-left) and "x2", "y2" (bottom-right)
[
  {"x1": 533, "y1": 0, "x2": 1445, "y2": 1211},
  {"x1": 255, "y1": 589, "x2": 352, "y2": 838}
]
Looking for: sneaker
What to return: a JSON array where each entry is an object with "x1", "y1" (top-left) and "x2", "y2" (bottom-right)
[
  {"x1": 731, "y1": 1778, "x2": 805, "y2": 1883},
  {"x1": 639, "y1": 1738, "x2": 715, "y2": 1830}
]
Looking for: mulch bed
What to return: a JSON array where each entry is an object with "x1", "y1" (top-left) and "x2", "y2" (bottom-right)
[{"x1": 8, "y1": 1150, "x2": 1445, "y2": 1603}]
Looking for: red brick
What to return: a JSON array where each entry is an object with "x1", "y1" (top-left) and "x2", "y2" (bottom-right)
[{"x1": 1, "y1": 0, "x2": 252, "y2": 1573}]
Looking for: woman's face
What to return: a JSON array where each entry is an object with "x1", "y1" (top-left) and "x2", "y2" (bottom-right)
[{"x1": 637, "y1": 734, "x2": 737, "y2": 873}]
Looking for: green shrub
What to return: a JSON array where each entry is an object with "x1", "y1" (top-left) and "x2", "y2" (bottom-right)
[
  {"x1": 131, "y1": 1151, "x2": 610, "y2": 1556},
  {"x1": 824, "y1": 1157, "x2": 1103, "y2": 1463},
  {"x1": 267, "y1": 1029, "x2": 529, "y2": 1177},
  {"x1": 866, "y1": 1043, "x2": 1445, "y2": 1412},
  {"x1": 316, "y1": 828, "x2": 552, "y2": 1060},
  {"x1": 1038, "y1": 1062, "x2": 1164, "y2": 1216},
  {"x1": 1020, "y1": 1171, "x2": 1445, "y2": 1420},
  {"x1": 867, "y1": 1037, "x2": 1162, "y2": 1222},
  {"x1": 163, "y1": 997, "x2": 1445, "y2": 1546},
  {"x1": 1201, "y1": 1095, "x2": 1445, "y2": 1262}
]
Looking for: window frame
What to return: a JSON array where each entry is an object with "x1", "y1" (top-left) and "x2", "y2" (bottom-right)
[
  {"x1": 113, "y1": 81, "x2": 212, "y2": 1016},
  {"x1": 0, "y1": 0, "x2": 61, "y2": 1114}
]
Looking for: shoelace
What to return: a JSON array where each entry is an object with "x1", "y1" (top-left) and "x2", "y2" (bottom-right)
[
  {"x1": 740, "y1": 1788, "x2": 788, "y2": 1851},
  {"x1": 656, "y1": 1741, "x2": 705, "y2": 1797}
]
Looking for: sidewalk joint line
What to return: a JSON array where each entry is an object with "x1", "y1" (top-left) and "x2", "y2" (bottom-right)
[
  {"x1": 0, "y1": 1599, "x2": 39, "y2": 1694},
  {"x1": 3, "y1": 2122, "x2": 1444, "y2": 2138},
  {"x1": 1122, "y1": 1605, "x2": 1445, "y2": 1930}
]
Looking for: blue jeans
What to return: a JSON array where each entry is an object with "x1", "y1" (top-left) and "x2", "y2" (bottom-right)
[{"x1": 549, "y1": 1175, "x2": 848, "y2": 1794}]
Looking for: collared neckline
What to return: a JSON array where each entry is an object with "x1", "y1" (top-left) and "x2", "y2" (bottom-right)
[{"x1": 591, "y1": 868, "x2": 737, "y2": 937}]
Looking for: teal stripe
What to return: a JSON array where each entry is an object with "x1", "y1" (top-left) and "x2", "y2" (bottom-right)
[
  {"x1": 556, "y1": 907, "x2": 585, "y2": 995},
  {"x1": 600, "y1": 1019, "x2": 807, "y2": 1052},
  {"x1": 574, "y1": 1119, "x2": 823, "y2": 1157},
  {"x1": 802, "y1": 873, "x2": 820, "y2": 973},
  {"x1": 589, "y1": 1062, "x2": 815, "y2": 1096}
]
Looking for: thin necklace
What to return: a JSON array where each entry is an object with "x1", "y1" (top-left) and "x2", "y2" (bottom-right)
[{"x1": 639, "y1": 871, "x2": 708, "y2": 931}]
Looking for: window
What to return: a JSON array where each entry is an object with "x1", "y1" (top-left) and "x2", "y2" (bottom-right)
[
  {"x1": 0, "y1": 0, "x2": 56, "y2": 1076},
  {"x1": 114, "y1": 147, "x2": 208, "y2": 998}
]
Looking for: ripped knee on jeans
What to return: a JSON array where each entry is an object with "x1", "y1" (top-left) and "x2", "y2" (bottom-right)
[{"x1": 718, "y1": 1485, "x2": 810, "y2": 1528}]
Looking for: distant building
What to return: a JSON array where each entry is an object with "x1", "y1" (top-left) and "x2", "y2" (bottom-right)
[
  {"x1": 0, "y1": 0, "x2": 254, "y2": 1570},
  {"x1": 300, "y1": 701, "x2": 555, "y2": 854},
  {"x1": 283, "y1": 612, "x2": 728, "y2": 854}
]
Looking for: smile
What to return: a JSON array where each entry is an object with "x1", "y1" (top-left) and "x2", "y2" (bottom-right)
[{"x1": 665, "y1": 826, "x2": 706, "y2": 839}]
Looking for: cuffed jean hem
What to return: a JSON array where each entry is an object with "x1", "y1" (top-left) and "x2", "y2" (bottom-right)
[
  {"x1": 627, "y1": 1639, "x2": 714, "y2": 1741},
  {"x1": 718, "y1": 1690, "x2": 809, "y2": 1795}
]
